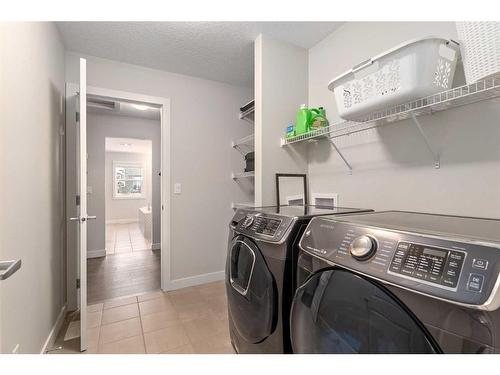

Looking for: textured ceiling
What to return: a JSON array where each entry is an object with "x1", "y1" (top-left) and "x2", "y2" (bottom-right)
[{"x1": 56, "y1": 22, "x2": 343, "y2": 87}]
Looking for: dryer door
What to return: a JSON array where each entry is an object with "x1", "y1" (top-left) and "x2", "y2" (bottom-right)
[
  {"x1": 290, "y1": 268, "x2": 440, "y2": 353},
  {"x1": 226, "y1": 235, "x2": 277, "y2": 344}
]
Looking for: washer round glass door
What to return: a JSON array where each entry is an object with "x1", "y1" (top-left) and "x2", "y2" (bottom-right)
[
  {"x1": 226, "y1": 235, "x2": 277, "y2": 344},
  {"x1": 290, "y1": 268, "x2": 440, "y2": 353}
]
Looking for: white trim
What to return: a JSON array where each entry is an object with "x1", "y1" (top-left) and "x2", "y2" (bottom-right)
[
  {"x1": 152, "y1": 242, "x2": 161, "y2": 250},
  {"x1": 66, "y1": 83, "x2": 171, "y2": 315},
  {"x1": 78, "y1": 58, "x2": 88, "y2": 352},
  {"x1": 87, "y1": 249, "x2": 106, "y2": 259},
  {"x1": 168, "y1": 271, "x2": 225, "y2": 291},
  {"x1": 105, "y1": 218, "x2": 139, "y2": 225},
  {"x1": 40, "y1": 305, "x2": 67, "y2": 354}
]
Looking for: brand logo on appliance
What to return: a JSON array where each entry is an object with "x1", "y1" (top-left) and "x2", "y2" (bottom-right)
[
  {"x1": 306, "y1": 246, "x2": 327, "y2": 255},
  {"x1": 319, "y1": 224, "x2": 335, "y2": 230}
]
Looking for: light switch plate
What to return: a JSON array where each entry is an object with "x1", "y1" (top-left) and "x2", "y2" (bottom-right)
[
  {"x1": 87, "y1": 186, "x2": 93, "y2": 194},
  {"x1": 174, "y1": 183, "x2": 182, "y2": 195}
]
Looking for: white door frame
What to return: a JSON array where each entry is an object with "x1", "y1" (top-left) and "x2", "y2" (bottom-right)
[{"x1": 66, "y1": 85, "x2": 172, "y2": 310}]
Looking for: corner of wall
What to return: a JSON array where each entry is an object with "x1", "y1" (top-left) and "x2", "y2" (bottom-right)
[{"x1": 254, "y1": 34, "x2": 309, "y2": 206}]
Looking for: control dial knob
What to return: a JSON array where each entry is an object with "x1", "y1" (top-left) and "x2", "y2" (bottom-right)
[
  {"x1": 349, "y1": 235, "x2": 377, "y2": 261},
  {"x1": 242, "y1": 215, "x2": 254, "y2": 228}
]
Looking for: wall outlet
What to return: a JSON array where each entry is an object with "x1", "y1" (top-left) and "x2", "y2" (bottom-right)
[
  {"x1": 12, "y1": 344, "x2": 20, "y2": 354},
  {"x1": 174, "y1": 183, "x2": 182, "y2": 195}
]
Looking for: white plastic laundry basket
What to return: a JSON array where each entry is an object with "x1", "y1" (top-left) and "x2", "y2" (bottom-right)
[
  {"x1": 328, "y1": 37, "x2": 460, "y2": 121},
  {"x1": 456, "y1": 22, "x2": 500, "y2": 84}
]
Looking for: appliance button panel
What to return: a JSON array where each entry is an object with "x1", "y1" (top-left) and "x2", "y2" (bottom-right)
[
  {"x1": 467, "y1": 273, "x2": 485, "y2": 292},
  {"x1": 472, "y1": 258, "x2": 488, "y2": 270},
  {"x1": 388, "y1": 242, "x2": 464, "y2": 289},
  {"x1": 232, "y1": 210, "x2": 292, "y2": 243},
  {"x1": 252, "y1": 216, "x2": 282, "y2": 236}
]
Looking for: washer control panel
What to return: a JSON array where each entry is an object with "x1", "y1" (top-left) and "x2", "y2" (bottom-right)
[
  {"x1": 299, "y1": 218, "x2": 500, "y2": 309},
  {"x1": 253, "y1": 216, "x2": 282, "y2": 236},
  {"x1": 388, "y1": 242, "x2": 465, "y2": 290},
  {"x1": 230, "y1": 209, "x2": 293, "y2": 243}
]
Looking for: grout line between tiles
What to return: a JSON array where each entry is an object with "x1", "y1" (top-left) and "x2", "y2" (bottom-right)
[
  {"x1": 137, "y1": 299, "x2": 148, "y2": 354},
  {"x1": 97, "y1": 315, "x2": 142, "y2": 348}
]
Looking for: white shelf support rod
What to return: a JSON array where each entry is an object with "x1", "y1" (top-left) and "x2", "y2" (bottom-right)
[
  {"x1": 329, "y1": 140, "x2": 353, "y2": 175},
  {"x1": 231, "y1": 142, "x2": 246, "y2": 155},
  {"x1": 410, "y1": 114, "x2": 440, "y2": 169}
]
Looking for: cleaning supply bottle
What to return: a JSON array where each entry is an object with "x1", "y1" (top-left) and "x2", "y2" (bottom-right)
[
  {"x1": 295, "y1": 104, "x2": 311, "y2": 135},
  {"x1": 310, "y1": 107, "x2": 329, "y2": 129}
]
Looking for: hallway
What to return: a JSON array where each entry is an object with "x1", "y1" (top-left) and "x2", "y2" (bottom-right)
[
  {"x1": 88, "y1": 223, "x2": 159, "y2": 303},
  {"x1": 106, "y1": 222, "x2": 152, "y2": 255}
]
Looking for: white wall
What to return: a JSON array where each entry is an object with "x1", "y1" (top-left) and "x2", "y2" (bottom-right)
[
  {"x1": 0, "y1": 22, "x2": 66, "y2": 353},
  {"x1": 87, "y1": 113, "x2": 160, "y2": 253},
  {"x1": 307, "y1": 22, "x2": 500, "y2": 218},
  {"x1": 254, "y1": 35, "x2": 309, "y2": 206},
  {"x1": 66, "y1": 52, "x2": 254, "y2": 280},
  {"x1": 105, "y1": 150, "x2": 151, "y2": 223}
]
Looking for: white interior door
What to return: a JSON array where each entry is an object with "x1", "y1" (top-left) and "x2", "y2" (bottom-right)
[
  {"x1": 70, "y1": 58, "x2": 89, "y2": 352},
  {"x1": 78, "y1": 57, "x2": 88, "y2": 352}
]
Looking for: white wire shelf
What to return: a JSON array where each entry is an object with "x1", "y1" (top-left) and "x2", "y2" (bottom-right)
[
  {"x1": 232, "y1": 134, "x2": 254, "y2": 149},
  {"x1": 239, "y1": 106, "x2": 255, "y2": 122},
  {"x1": 231, "y1": 202, "x2": 255, "y2": 209},
  {"x1": 232, "y1": 171, "x2": 255, "y2": 179},
  {"x1": 281, "y1": 77, "x2": 500, "y2": 146}
]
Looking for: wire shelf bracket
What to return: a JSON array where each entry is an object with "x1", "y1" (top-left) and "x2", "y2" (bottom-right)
[
  {"x1": 232, "y1": 171, "x2": 255, "y2": 179},
  {"x1": 231, "y1": 134, "x2": 254, "y2": 155},
  {"x1": 410, "y1": 114, "x2": 440, "y2": 169},
  {"x1": 329, "y1": 139, "x2": 353, "y2": 175},
  {"x1": 239, "y1": 107, "x2": 255, "y2": 122}
]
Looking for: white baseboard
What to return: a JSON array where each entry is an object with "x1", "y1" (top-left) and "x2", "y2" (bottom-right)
[
  {"x1": 168, "y1": 270, "x2": 225, "y2": 291},
  {"x1": 87, "y1": 249, "x2": 106, "y2": 258},
  {"x1": 41, "y1": 305, "x2": 67, "y2": 354},
  {"x1": 105, "y1": 218, "x2": 139, "y2": 224},
  {"x1": 152, "y1": 242, "x2": 161, "y2": 250}
]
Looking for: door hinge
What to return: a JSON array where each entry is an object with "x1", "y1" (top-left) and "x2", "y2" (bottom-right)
[
  {"x1": 76, "y1": 112, "x2": 80, "y2": 122},
  {"x1": 76, "y1": 195, "x2": 80, "y2": 206},
  {"x1": 76, "y1": 278, "x2": 80, "y2": 289}
]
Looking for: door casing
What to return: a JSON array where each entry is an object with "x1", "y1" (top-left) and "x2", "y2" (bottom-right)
[{"x1": 65, "y1": 84, "x2": 172, "y2": 311}]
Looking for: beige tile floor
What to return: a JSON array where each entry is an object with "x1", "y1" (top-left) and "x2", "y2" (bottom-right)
[
  {"x1": 52, "y1": 281, "x2": 234, "y2": 354},
  {"x1": 106, "y1": 222, "x2": 152, "y2": 255}
]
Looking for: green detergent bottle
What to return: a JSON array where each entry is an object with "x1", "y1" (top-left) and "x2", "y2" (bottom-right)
[
  {"x1": 295, "y1": 104, "x2": 311, "y2": 135},
  {"x1": 309, "y1": 107, "x2": 329, "y2": 130}
]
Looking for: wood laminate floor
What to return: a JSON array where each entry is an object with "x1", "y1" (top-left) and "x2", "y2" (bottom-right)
[
  {"x1": 87, "y1": 249, "x2": 161, "y2": 303},
  {"x1": 87, "y1": 223, "x2": 160, "y2": 303}
]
